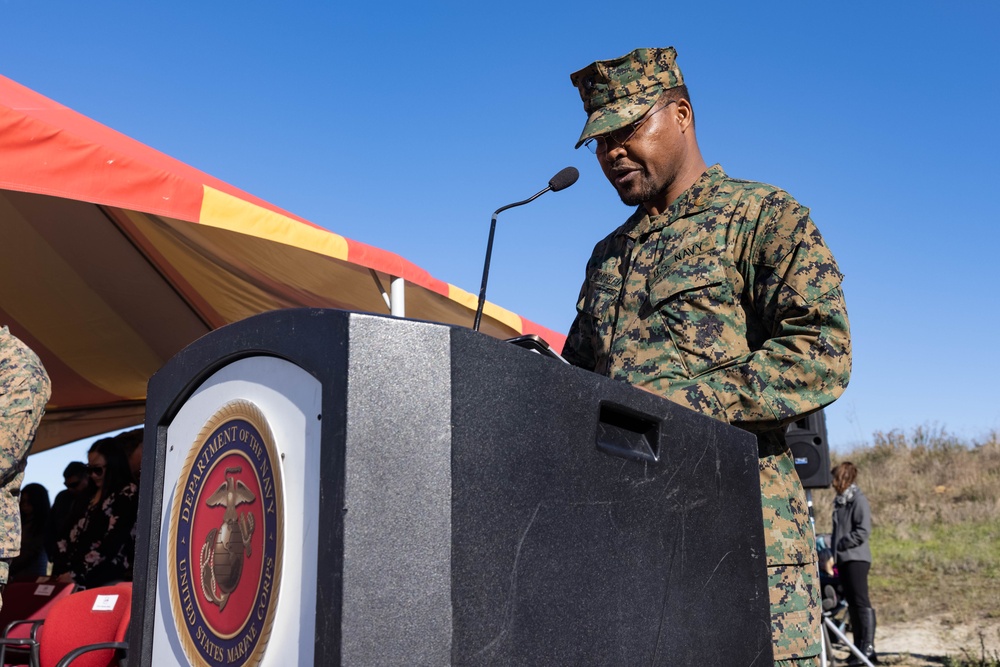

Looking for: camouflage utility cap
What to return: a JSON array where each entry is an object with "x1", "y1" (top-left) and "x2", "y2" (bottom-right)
[{"x1": 570, "y1": 46, "x2": 685, "y2": 149}]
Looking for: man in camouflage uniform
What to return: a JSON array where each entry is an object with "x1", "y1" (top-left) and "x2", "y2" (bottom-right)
[
  {"x1": 0, "y1": 326, "x2": 51, "y2": 609},
  {"x1": 563, "y1": 47, "x2": 851, "y2": 666}
]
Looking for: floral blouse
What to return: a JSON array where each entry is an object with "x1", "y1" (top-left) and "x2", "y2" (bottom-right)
[{"x1": 53, "y1": 483, "x2": 138, "y2": 587}]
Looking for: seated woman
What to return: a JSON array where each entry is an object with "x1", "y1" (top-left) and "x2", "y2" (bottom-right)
[
  {"x1": 9, "y1": 483, "x2": 51, "y2": 580},
  {"x1": 51, "y1": 437, "x2": 138, "y2": 587}
]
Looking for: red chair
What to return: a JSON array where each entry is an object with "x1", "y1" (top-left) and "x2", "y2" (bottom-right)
[
  {"x1": 0, "y1": 580, "x2": 77, "y2": 666},
  {"x1": 1, "y1": 583, "x2": 131, "y2": 667},
  {"x1": 0, "y1": 580, "x2": 77, "y2": 634}
]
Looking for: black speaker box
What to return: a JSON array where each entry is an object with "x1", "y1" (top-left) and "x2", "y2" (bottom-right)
[
  {"x1": 787, "y1": 410, "x2": 832, "y2": 488},
  {"x1": 133, "y1": 309, "x2": 774, "y2": 666}
]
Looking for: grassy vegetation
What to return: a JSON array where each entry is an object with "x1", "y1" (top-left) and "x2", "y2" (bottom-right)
[
  {"x1": 945, "y1": 651, "x2": 1000, "y2": 667},
  {"x1": 944, "y1": 631, "x2": 1000, "y2": 667},
  {"x1": 811, "y1": 427, "x2": 1000, "y2": 626}
]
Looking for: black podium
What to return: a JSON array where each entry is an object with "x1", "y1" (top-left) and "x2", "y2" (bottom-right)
[{"x1": 130, "y1": 309, "x2": 772, "y2": 666}]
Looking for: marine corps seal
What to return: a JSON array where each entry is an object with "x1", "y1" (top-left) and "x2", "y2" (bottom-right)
[{"x1": 168, "y1": 400, "x2": 284, "y2": 667}]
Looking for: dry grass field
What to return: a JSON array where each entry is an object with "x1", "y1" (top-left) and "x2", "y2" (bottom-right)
[{"x1": 812, "y1": 427, "x2": 1000, "y2": 665}]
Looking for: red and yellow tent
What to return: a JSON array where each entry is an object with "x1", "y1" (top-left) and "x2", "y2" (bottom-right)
[{"x1": 0, "y1": 75, "x2": 564, "y2": 453}]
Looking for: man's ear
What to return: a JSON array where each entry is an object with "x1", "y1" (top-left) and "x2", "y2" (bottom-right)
[{"x1": 675, "y1": 98, "x2": 694, "y2": 132}]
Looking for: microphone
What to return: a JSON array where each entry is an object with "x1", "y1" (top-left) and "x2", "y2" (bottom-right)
[
  {"x1": 473, "y1": 167, "x2": 579, "y2": 332},
  {"x1": 548, "y1": 166, "x2": 580, "y2": 192}
]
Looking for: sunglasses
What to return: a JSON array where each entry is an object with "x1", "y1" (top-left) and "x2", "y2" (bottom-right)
[{"x1": 87, "y1": 464, "x2": 106, "y2": 477}]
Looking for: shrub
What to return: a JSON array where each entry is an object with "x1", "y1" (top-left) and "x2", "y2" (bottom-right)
[{"x1": 811, "y1": 428, "x2": 1000, "y2": 624}]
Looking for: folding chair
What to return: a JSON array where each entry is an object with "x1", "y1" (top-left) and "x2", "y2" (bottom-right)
[
  {"x1": 1, "y1": 583, "x2": 131, "y2": 667},
  {"x1": 0, "y1": 580, "x2": 77, "y2": 666},
  {"x1": 42, "y1": 583, "x2": 131, "y2": 667}
]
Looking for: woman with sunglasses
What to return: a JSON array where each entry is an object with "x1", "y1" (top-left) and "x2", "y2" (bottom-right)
[{"x1": 52, "y1": 436, "x2": 138, "y2": 587}]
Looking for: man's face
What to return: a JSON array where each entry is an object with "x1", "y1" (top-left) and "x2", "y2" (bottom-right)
[
  {"x1": 65, "y1": 474, "x2": 87, "y2": 494},
  {"x1": 595, "y1": 99, "x2": 688, "y2": 210}
]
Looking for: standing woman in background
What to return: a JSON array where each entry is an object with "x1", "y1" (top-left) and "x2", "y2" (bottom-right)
[
  {"x1": 52, "y1": 437, "x2": 138, "y2": 587},
  {"x1": 831, "y1": 462, "x2": 878, "y2": 665}
]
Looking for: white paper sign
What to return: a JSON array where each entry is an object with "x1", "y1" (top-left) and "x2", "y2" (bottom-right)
[
  {"x1": 33, "y1": 584, "x2": 55, "y2": 596},
  {"x1": 92, "y1": 594, "x2": 119, "y2": 611}
]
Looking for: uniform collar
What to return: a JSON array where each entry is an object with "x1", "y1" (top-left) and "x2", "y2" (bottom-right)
[{"x1": 621, "y1": 164, "x2": 727, "y2": 240}]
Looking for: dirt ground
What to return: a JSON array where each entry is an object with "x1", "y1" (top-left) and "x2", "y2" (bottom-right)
[{"x1": 827, "y1": 616, "x2": 1000, "y2": 666}]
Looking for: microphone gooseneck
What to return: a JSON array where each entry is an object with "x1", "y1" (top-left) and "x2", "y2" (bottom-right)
[{"x1": 473, "y1": 167, "x2": 579, "y2": 332}]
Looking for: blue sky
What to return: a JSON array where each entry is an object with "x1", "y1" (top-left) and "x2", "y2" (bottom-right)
[{"x1": 5, "y1": 1, "x2": 999, "y2": 494}]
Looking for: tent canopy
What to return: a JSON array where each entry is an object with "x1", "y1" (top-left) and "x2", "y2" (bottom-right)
[{"x1": 0, "y1": 75, "x2": 565, "y2": 453}]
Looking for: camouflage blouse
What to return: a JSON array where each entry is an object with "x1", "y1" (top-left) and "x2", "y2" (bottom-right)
[
  {"x1": 563, "y1": 164, "x2": 850, "y2": 428},
  {"x1": 562, "y1": 165, "x2": 851, "y2": 661},
  {"x1": 0, "y1": 326, "x2": 51, "y2": 584}
]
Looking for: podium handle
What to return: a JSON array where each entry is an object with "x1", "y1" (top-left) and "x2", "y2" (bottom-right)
[{"x1": 595, "y1": 403, "x2": 660, "y2": 463}]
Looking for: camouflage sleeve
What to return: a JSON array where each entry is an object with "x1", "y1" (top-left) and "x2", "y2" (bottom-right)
[
  {"x1": 0, "y1": 336, "x2": 51, "y2": 480},
  {"x1": 561, "y1": 293, "x2": 598, "y2": 371},
  {"x1": 0, "y1": 333, "x2": 51, "y2": 568},
  {"x1": 561, "y1": 237, "x2": 614, "y2": 372},
  {"x1": 0, "y1": 374, "x2": 47, "y2": 478},
  {"x1": 657, "y1": 194, "x2": 851, "y2": 431}
]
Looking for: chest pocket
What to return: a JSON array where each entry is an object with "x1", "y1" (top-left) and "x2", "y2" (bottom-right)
[
  {"x1": 647, "y1": 251, "x2": 747, "y2": 379},
  {"x1": 580, "y1": 270, "x2": 621, "y2": 318},
  {"x1": 578, "y1": 270, "x2": 622, "y2": 361}
]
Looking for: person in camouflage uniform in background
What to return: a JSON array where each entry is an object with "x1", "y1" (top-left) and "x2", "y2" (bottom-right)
[
  {"x1": 0, "y1": 326, "x2": 51, "y2": 610},
  {"x1": 563, "y1": 47, "x2": 851, "y2": 666}
]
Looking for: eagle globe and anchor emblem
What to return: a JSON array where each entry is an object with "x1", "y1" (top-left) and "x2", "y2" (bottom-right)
[
  {"x1": 168, "y1": 400, "x2": 283, "y2": 667},
  {"x1": 200, "y1": 467, "x2": 257, "y2": 612}
]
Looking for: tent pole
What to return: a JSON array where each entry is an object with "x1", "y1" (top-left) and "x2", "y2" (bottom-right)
[{"x1": 390, "y1": 277, "x2": 405, "y2": 317}]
